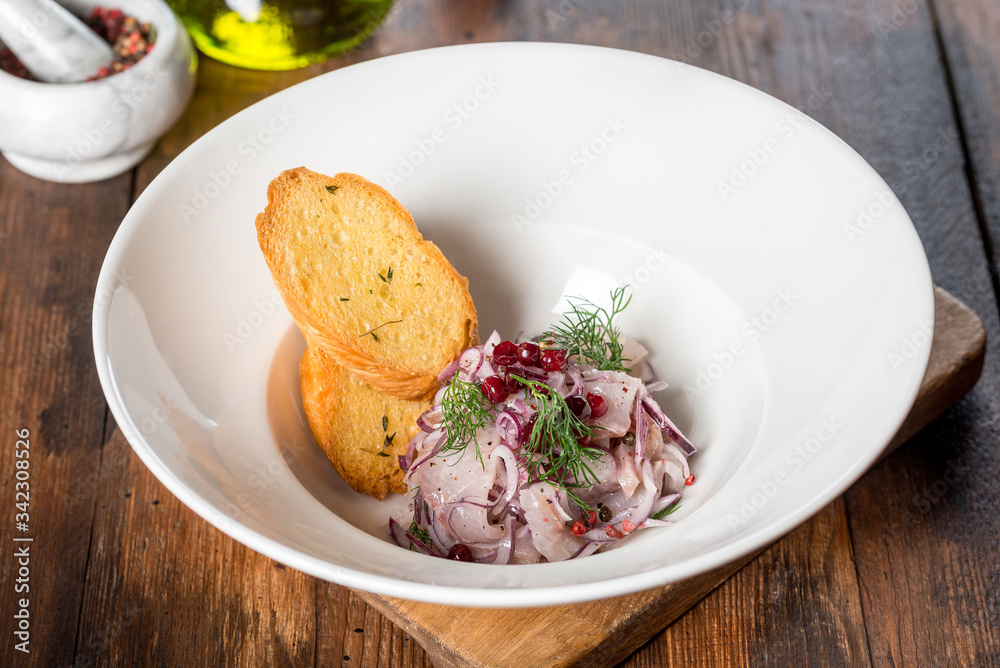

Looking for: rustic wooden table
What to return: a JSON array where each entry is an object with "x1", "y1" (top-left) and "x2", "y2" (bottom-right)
[{"x1": 2, "y1": 1, "x2": 999, "y2": 666}]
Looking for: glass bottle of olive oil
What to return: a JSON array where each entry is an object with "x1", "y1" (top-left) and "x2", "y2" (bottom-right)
[{"x1": 167, "y1": 0, "x2": 394, "y2": 70}]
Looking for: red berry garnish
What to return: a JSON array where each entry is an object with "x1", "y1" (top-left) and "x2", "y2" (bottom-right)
[
  {"x1": 519, "y1": 414, "x2": 538, "y2": 446},
  {"x1": 570, "y1": 521, "x2": 586, "y2": 536},
  {"x1": 446, "y1": 543, "x2": 474, "y2": 561},
  {"x1": 504, "y1": 373, "x2": 523, "y2": 393},
  {"x1": 481, "y1": 376, "x2": 509, "y2": 404},
  {"x1": 685, "y1": 474, "x2": 696, "y2": 486},
  {"x1": 516, "y1": 341, "x2": 541, "y2": 366},
  {"x1": 586, "y1": 510, "x2": 597, "y2": 528},
  {"x1": 586, "y1": 393, "x2": 608, "y2": 419},
  {"x1": 492, "y1": 340, "x2": 518, "y2": 366},
  {"x1": 540, "y1": 349, "x2": 568, "y2": 371},
  {"x1": 605, "y1": 525, "x2": 622, "y2": 539},
  {"x1": 565, "y1": 395, "x2": 589, "y2": 417},
  {"x1": 622, "y1": 519, "x2": 636, "y2": 534}
]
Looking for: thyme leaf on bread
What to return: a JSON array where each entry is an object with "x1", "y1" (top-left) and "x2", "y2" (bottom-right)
[
  {"x1": 325, "y1": 184, "x2": 339, "y2": 194},
  {"x1": 359, "y1": 319, "x2": 403, "y2": 343},
  {"x1": 541, "y1": 287, "x2": 632, "y2": 371}
]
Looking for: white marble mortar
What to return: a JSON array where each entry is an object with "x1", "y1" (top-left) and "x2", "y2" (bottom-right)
[{"x1": 0, "y1": 0, "x2": 196, "y2": 182}]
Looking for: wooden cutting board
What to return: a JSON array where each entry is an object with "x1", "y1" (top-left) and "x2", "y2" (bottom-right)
[{"x1": 355, "y1": 286, "x2": 986, "y2": 668}]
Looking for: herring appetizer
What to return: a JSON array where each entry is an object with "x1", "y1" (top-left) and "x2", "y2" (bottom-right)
[{"x1": 391, "y1": 289, "x2": 696, "y2": 564}]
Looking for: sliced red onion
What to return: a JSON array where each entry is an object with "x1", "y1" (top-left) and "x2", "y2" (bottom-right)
[
  {"x1": 389, "y1": 516, "x2": 407, "y2": 546},
  {"x1": 641, "y1": 395, "x2": 696, "y2": 455},
  {"x1": 546, "y1": 370, "x2": 567, "y2": 396},
  {"x1": 566, "y1": 368, "x2": 585, "y2": 396},
  {"x1": 389, "y1": 517, "x2": 439, "y2": 556},
  {"x1": 414, "y1": 488, "x2": 429, "y2": 526},
  {"x1": 416, "y1": 407, "x2": 443, "y2": 433},
  {"x1": 457, "y1": 346, "x2": 485, "y2": 382},
  {"x1": 492, "y1": 516, "x2": 517, "y2": 564},
  {"x1": 609, "y1": 459, "x2": 656, "y2": 526},
  {"x1": 505, "y1": 502, "x2": 527, "y2": 524},
  {"x1": 644, "y1": 380, "x2": 668, "y2": 393},
  {"x1": 634, "y1": 397, "x2": 649, "y2": 461},
  {"x1": 495, "y1": 411, "x2": 522, "y2": 448},
  {"x1": 651, "y1": 492, "x2": 682, "y2": 516},
  {"x1": 581, "y1": 527, "x2": 619, "y2": 543},
  {"x1": 510, "y1": 398, "x2": 532, "y2": 417},
  {"x1": 483, "y1": 330, "x2": 501, "y2": 357},
  {"x1": 492, "y1": 444, "x2": 522, "y2": 513},
  {"x1": 571, "y1": 541, "x2": 602, "y2": 559},
  {"x1": 398, "y1": 454, "x2": 409, "y2": 471},
  {"x1": 408, "y1": 430, "x2": 446, "y2": 472},
  {"x1": 437, "y1": 359, "x2": 459, "y2": 383},
  {"x1": 640, "y1": 518, "x2": 674, "y2": 528}
]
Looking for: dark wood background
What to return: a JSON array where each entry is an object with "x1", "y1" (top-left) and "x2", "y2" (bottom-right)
[{"x1": 2, "y1": 0, "x2": 999, "y2": 666}]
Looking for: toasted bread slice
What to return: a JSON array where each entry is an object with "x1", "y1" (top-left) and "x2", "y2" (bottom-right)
[
  {"x1": 300, "y1": 344, "x2": 430, "y2": 500},
  {"x1": 257, "y1": 168, "x2": 478, "y2": 400}
]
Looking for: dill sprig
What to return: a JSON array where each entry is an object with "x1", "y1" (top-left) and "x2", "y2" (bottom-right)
[
  {"x1": 408, "y1": 520, "x2": 432, "y2": 547},
  {"x1": 650, "y1": 498, "x2": 682, "y2": 520},
  {"x1": 541, "y1": 287, "x2": 632, "y2": 371},
  {"x1": 438, "y1": 378, "x2": 492, "y2": 463},
  {"x1": 514, "y1": 375, "x2": 605, "y2": 508}
]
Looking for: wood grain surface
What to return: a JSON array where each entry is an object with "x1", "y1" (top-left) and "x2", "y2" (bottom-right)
[{"x1": 2, "y1": 1, "x2": 999, "y2": 667}]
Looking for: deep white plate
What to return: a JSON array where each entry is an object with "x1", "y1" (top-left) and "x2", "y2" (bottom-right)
[{"x1": 93, "y1": 42, "x2": 933, "y2": 607}]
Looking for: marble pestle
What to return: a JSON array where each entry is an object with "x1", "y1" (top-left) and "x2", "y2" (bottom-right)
[{"x1": 0, "y1": 0, "x2": 114, "y2": 83}]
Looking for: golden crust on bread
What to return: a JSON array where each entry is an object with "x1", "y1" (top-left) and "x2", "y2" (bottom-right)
[
  {"x1": 256, "y1": 167, "x2": 478, "y2": 400},
  {"x1": 299, "y1": 345, "x2": 430, "y2": 500}
]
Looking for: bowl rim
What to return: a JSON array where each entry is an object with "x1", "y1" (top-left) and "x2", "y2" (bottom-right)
[{"x1": 91, "y1": 41, "x2": 935, "y2": 607}]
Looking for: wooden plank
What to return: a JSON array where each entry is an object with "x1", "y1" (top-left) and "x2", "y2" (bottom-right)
[
  {"x1": 844, "y1": 0, "x2": 1000, "y2": 665},
  {"x1": 73, "y1": 428, "x2": 318, "y2": 667},
  {"x1": 0, "y1": 157, "x2": 130, "y2": 666},
  {"x1": 353, "y1": 286, "x2": 984, "y2": 668}
]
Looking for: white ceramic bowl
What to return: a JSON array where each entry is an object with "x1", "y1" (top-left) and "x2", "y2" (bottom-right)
[
  {"x1": 92, "y1": 43, "x2": 933, "y2": 607},
  {"x1": 0, "y1": 0, "x2": 195, "y2": 182}
]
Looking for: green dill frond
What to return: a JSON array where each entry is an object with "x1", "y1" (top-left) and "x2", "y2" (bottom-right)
[
  {"x1": 438, "y1": 378, "x2": 492, "y2": 464},
  {"x1": 408, "y1": 520, "x2": 432, "y2": 547},
  {"x1": 650, "y1": 499, "x2": 682, "y2": 520},
  {"x1": 541, "y1": 287, "x2": 632, "y2": 371},
  {"x1": 514, "y1": 375, "x2": 604, "y2": 508}
]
